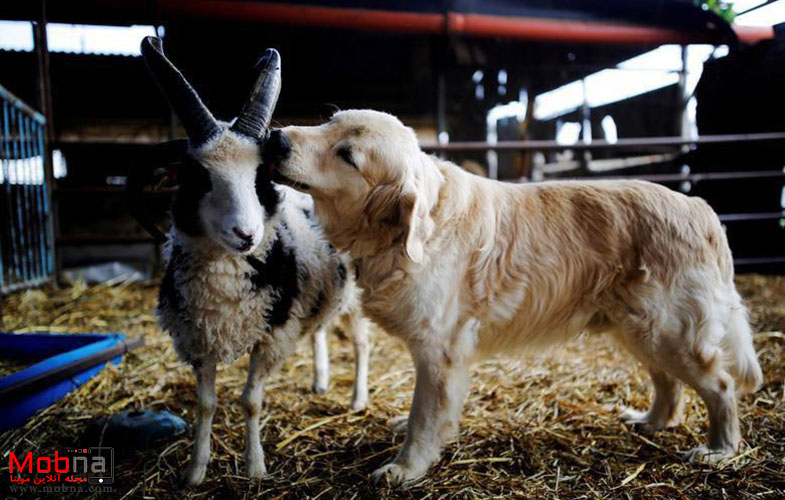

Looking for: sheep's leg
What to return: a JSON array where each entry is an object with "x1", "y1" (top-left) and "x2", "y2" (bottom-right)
[
  {"x1": 311, "y1": 327, "x2": 330, "y2": 394},
  {"x1": 347, "y1": 312, "x2": 370, "y2": 410},
  {"x1": 243, "y1": 342, "x2": 268, "y2": 478},
  {"x1": 185, "y1": 359, "x2": 217, "y2": 486}
]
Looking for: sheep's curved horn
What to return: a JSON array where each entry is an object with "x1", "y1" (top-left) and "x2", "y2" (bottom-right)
[
  {"x1": 230, "y1": 48, "x2": 281, "y2": 140},
  {"x1": 141, "y1": 36, "x2": 220, "y2": 147}
]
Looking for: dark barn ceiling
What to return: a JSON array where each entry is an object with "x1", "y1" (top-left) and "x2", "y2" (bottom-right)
[
  {"x1": 0, "y1": 0, "x2": 741, "y2": 137},
  {"x1": 1, "y1": 0, "x2": 782, "y2": 272}
]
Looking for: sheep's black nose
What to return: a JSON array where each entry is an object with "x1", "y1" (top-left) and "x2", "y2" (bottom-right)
[
  {"x1": 262, "y1": 129, "x2": 291, "y2": 166},
  {"x1": 233, "y1": 227, "x2": 254, "y2": 242}
]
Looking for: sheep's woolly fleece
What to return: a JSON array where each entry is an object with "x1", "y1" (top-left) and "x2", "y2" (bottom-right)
[{"x1": 0, "y1": 274, "x2": 783, "y2": 499}]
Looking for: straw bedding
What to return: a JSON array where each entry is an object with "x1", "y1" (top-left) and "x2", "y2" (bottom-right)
[
  {"x1": 0, "y1": 275, "x2": 783, "y2": 499},
  {"x1": 0, "y1": 358, "x2": 34, "y2": 378}
]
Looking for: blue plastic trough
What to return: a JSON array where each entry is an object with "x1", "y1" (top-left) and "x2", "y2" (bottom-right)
[{"x1": 0, "y1": 333, "x2": 143, "y2": 433}]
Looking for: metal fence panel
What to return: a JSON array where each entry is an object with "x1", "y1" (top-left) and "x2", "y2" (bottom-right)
[{"x1": 0, "y1": 84, "x2": 53, "y2": 293}]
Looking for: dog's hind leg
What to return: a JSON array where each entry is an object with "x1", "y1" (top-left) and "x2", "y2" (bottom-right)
[
  {"x1": 613, "y1": 298, "x2": 742, "y2": 463},
  {"x1": 659, "y1": 338, "x2": 742, "y2": 463}
]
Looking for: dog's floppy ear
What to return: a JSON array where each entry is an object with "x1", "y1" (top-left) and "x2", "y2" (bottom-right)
[
  {"x1": 400, "y1": 186, "x2": 424, "y2": 263},
  {"x1": 363, "y1": 179, "x2": 425, "y2": 263}
]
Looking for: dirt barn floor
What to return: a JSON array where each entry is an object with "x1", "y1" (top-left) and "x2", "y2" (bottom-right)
[{"x1": 1, "y1": 275, "x2": 784, "y2": 499}]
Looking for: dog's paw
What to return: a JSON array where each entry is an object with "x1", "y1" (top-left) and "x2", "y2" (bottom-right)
[
  {"x1": 311, "y1": 382, "x2": 328, "y2": 395},
  {"x1": 620, "y1": 407, "x2": 672, "y2": 432},
  {"x1": 388, "y1": 415, "x2": 408, "y2": 434},
  {"x1": 371, "y1": 462, "x2": 423, "y2": 486},
  {"x1": 686, "y1": 444, "x2": 736, "y2": 465},
  {"x1": 620, "y1": 407, "x2": 648, "y2": 423}
]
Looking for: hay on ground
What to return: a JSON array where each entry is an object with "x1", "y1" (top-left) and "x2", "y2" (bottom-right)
[{"x1": 0, "y1": 275, "x2": 783, "y2": 499}]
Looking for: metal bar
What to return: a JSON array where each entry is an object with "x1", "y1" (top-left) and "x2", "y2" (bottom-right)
[
  {"x1": 435, "y1": 64, "x2": 446, "y2": 163},
  {"x1": 57, "y1": 234, "x2": 159, "y2": 245},
  {"x1": 27, "y1": 117, "x2": 38, "y2": 281},
  {"x1": 718, "y1": 212, "x2": 785, "y2": 222},
  {"x1": 0, "y1": 82, "x2": 52, "y2": 293},
  {"x1": 32, "y1": 120, "x2": 45, "y2": 279},
  {"x1": 565, "y1": 170, "x2": 785, "y2": 184},
  {"x1": 55, "y1": 186, "x2": 177, "y2": 197},
  {"x1": 9, "y1": 108, "x2": 28, "y2": 283},
  {"x1": 36, "y1": 123, "x2": 53, "y2": 276},
  {"x1": 421, "y1": 131, "x2": 785, "y2": 152},
  {"x1": 25, "y1": 116, "x2": 42, "y2": 281},
  {"x1": 34, "y1": 122, "x2": 50, "y2": 275},
  {"x1": 677, "y1": 45, "x2": 689, "y2": 140},
  {"x1": 0, "y1": 86, "x2": 46, "y2": 126},
  {"x1": 19, "y1": 115, "x2": 34, "y2": 281},
  {"x1": 0, "y1": 336, "x2": 144, "y2": 400},
  {"x1": 34, "y1": 6, "x2": 57, "y2": 284},
  {"x1": 18, "y1": 112, "x2": 35, "y2": 283},
  {"x1": 0, "y1": 276, "x2": 50, "y2": 294},
  {"x1": 28, "y1": 117, "x2": 44, "y2": 279},
  {"x1": 33, "y1": 14, "x2": 54, "y2": 141},
  {"x1": 18, "y1": 115, "x2": 31, "y2": 280},
  {"x1": 736, "y1": 0, "x2": 779, "y2": 15},
  {"x1": 734, "y1": 256, "x2": 785, "y2": 266},
  {"x1": 55, "y1": 131, "x2": 785, "y2": 150},
  {"x1": 0, "y1": 112, "x2": 4, "y2": 288},
  {"x1": 1, "y1": 102, "x2": 20, "y2": 285},
  {"x1": 27, "y1": 118, "x2": 39, "y2": 278}
]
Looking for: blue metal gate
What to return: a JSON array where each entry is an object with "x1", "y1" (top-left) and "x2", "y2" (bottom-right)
[{"x1": 0, "y1": 84, "x2": 53, "y2": 293}]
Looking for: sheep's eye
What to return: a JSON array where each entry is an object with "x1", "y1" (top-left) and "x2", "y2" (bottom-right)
[{"x1": 337, "y1": 147, "x2": 357, "y2": 169}]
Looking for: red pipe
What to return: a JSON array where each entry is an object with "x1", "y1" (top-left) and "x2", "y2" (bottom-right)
[
  {"x1": 447, "y1": 13, "x2": 696, "y2": 44},
  {"x1": 448, "y1": 13, "x2": 774, "y2": 44},
  {"x1": 734, "y1": 25, "x2": 775, "y2": 44},
  {"x1": 158, "y1": 0, "x2": 444, "y2": 34},
  {"x1": 157, "y1": 0, "x2": 773, "y2": 44}
]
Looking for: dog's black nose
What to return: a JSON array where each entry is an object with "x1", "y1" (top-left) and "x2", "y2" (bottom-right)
[{"x1": 262, "y1": 129, "x2": 291, "y2": 166}]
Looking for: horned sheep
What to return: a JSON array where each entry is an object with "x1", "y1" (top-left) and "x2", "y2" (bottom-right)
[{"x1": 141, "y1": 37, "x2": 370, "y2": 486}]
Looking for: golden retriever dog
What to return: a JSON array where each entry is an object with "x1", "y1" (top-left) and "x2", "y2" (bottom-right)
[{"x1": 262, "y1": 109, "x2": 763, "y2": 486}]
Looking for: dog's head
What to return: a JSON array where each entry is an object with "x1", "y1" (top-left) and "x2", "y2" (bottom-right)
[{"x1": 264, "y1": 110, "x2": 442, "y2": 262}]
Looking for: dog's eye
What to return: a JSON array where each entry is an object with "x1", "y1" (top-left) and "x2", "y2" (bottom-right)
[{"x1": 336, "y1": 147, "x2": 358, "y2": 169}]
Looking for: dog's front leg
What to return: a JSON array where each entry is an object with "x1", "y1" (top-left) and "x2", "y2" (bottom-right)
[{"x1": 371, "y1": 342, "x2": 470, "y2": 486}]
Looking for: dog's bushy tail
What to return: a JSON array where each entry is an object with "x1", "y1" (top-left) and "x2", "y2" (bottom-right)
[{"x1": 722, "y1": 301, "x2": 764, "y2": 396}]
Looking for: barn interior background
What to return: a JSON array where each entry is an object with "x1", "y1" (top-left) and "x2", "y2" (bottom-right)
[{"x1": 0, "y1": 1, "x2": 783, "y2": 499}]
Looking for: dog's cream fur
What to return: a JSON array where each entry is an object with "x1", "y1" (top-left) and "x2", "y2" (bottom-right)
[{"x1": 272, "y1": 110, "x2": 763, "y2": 485}]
